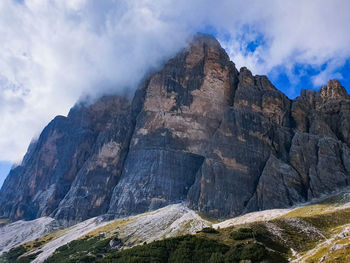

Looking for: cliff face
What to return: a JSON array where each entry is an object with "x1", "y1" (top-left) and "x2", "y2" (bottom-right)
[
  {"x1": 107, "y1": 35, "x2": 238, "y2": 216},
  {"x1": 0, "y1": 96, "x2": 132, "y2": 221},
  {"x1": 1, "y1": 34, "x2": 350, "y2": 223},
  {"x1": 187, "y1": 67, "x2": 294, "y2": 217}
]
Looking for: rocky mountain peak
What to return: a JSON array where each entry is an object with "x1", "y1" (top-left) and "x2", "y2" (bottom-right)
[
  {"x1": 320, "y1": 79, "x2": 349, "y2": 101},
  {"x1": 190, "y1": 33, "x2": 222, "y2": 48},
  {"x1": 238, "y1": 67, "x2": 276, "y2": 91},
  {"x1": 1, "y1": 34, "x2": 350, "y2": 225},
  {"x1": 238, "y1": 67, "x2": 254, "y2": 85},
  {"x1": 184, "y1": 33, "x2": 233, "y2": 73}
]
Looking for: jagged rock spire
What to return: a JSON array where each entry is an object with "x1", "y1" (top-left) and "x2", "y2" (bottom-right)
[{"x1": 320, "y1": 80, "x2": 349, "y2": 101}]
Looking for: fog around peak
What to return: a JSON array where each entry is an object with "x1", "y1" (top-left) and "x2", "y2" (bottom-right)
[{"x1": 0, "y1": 0, "x2": 349, "y2": 163}]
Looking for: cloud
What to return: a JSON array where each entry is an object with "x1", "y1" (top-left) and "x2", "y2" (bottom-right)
[
  {"x1": 0, "y1": 0, "x2": 349, "y2": 162},
  {"x1": 0, "y1": 0, "x2": 191, "y2": 162},
  {"x1": 218, "y1": 1, "x2": 350, "y2": 81}
]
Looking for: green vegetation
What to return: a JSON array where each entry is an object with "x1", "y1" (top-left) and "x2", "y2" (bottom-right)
[
  {"x1": 45, "y1": 234, "x2": 122, "y2": 263},
  {"x1": 6, "y1": 207, "x2": 348, "y2": 263},
  {"x1": 5, "y1": 191, "x2": 350, "y2": 263},
  {"x1": 0, "y1": 246, "x2": 28, "y2": 262},
  {"x1": 42, "y1": 227, "x2": 285, "y2": 263},
  {"x1": 273, "y1": 219, "x2": 322, "y2": 252},
  {"x1": 225, "y1": 243, "x2": 266, "y2": 262},
  {"x1": 250, "y1": 224, "x2": 289, "y2": 254},
  {"x1": 229, "y1": 228, "x2": 254, "y2": 240},
  {"x1": 0, "y1": 222, "x2": 292, "y2": 263},
  {"x1": 302, "y1": 208, "x2": 350, "y2": 231},
  {"x1": 16, "y1": 252, "x2": 41, "y2": 263},
  {"x1": 0, "y1": 246, "x2": 41, "y2": 263},
  {"x1": 318, "y1": 244, "x2": 350, "y2": 263},
  {"x1": 99, "y1": 235, "x2": 270, "y2": 263},
  {"x1": 200, "y1": 227, "x2": 219, "y2": 234},
  {"x1": 32, "y1": 240, "x2": 44, "y2": 248}
]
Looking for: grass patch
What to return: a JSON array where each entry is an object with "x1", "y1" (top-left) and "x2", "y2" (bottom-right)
[
  {"x1": 284, "y1": 191, "x2": 350, "y2": 219},
  {"x1": 23, "y1": 228, "x2": 68, "y2": 251},
  {"x1": 83, "y1": 218, "x2": 133, "y2": 238},
  {"x1": 323, "y1": 244, "x2": 350, "y2": 263},
  {"x1": 250, "y1": 223, "x2": 289, "y2": 254},
  {"x1": 306, "y1": 242, "x2": 350, "y2": 263},
  {"x1": 302, "y1": 208, "x2": 350, "y2": 231},
  {"x1": 272, "y1": 219, "x2": 321, "y2": 252}
]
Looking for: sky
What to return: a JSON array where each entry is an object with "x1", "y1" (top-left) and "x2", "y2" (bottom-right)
[{"x1": 0, "y1": 0, "x2": 350, "y2": 187}]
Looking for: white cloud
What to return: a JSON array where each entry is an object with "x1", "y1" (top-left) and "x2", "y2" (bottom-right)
[
  {"x1": 0, "y1": 0, "x2": 349, "y2": 162},
  {"x1": 0, "y1": 0, "x2": 191, "y2": 162},
  {"x1": 220, "y1": 0, "x2": 350, "y2": 82}
]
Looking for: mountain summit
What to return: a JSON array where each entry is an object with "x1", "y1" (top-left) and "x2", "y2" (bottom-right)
[{"x1": 1, "y1": 34, "x2": 350, "y2": 225}]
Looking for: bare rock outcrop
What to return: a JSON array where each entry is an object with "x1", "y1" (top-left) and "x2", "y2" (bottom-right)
[{"x1": 1, "y1": 34, "x2": 350, "y2": 223}]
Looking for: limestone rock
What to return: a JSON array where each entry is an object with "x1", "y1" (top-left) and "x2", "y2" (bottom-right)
[
  {"x1": 289, "y1": 133, "x2": 350, "y2": 199},
  {"x1": 53, "y1": 97, "x2": 133, "y2": 223},
  {"x1": 1, "y1": 34, "x2": 350, "y2": 223},
  {"x1": 320, "y1": 80, "x2": 349, "y2": 101},
  {"x1": 108, "y1": 34, "x2": 238, "y2": 216},
  {"x1": 0, "y1": 96, "x2": 132, "y2": 222},
  {"x1": 245, "y1": 155, "x2": 306, "y2": 211},
  {"x1": 187, "y1": 67, "x2": 293, "y2": 218}
]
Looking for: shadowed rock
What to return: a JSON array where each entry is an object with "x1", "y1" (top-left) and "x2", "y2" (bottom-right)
[
  {"x1": 108, "y1": 34, "x2": 238, "y2": 216},
  {"x1": 1, "y1": 34, "x2": 350, "y2": 223}
]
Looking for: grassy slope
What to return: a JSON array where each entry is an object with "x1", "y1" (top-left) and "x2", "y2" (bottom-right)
[
  {"x1": 43, "y1": 227, "x2": 286, "y2": 263},
  {"x1": 282, "y1": 191, "x2": 350, "y2": 263},
  {"x1": 2, "y1": 190, "x2": 350, "y2": 263}
]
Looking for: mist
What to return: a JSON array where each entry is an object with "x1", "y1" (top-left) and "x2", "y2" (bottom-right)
[{"x1": 0, "y1": 0, "x2": 350, "y2": 162}]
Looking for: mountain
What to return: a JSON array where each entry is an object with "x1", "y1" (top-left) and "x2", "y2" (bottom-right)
[{"x1": 1, "y1": 34, "x2": 350, "y2": 226}]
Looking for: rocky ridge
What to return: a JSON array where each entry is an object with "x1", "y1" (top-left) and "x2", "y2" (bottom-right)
[{"x1": 0, "y1": 34, "x2": 350, "y2": 224}]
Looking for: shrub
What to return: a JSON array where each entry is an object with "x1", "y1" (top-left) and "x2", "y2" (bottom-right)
[
  {"x1": 80, "y1": 254, "x2": 97, "y2": 263},
  {"x1": 208, "y1": 252, "x2": 225, "y2": 263},
  {"x1": 16, "y1": 252, "x2": 41, "y2": 263},
  {"x1": 3, "y1": 245, "x2": 27, "y2": 261},
  {"x1": 33, "y1": 241, "x2": 43, "y2": 248},
  {"x1": 200, "y1": 227, "x2": 219, "y2": 234},
  {"x1": 223, "y1": 246, "x2": 242, "y2": 263},
  {"x1": 240, "y1": 243, "x2": 266, "y2": 261},
  {"x1": 229, "y1": 228, "x2": 253, "y2": 240}
]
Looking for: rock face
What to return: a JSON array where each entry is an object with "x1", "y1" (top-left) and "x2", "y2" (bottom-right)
[
  {"x1": 0, "y1": 34, "x2": 350, "y2": 223},
  {"x1": 53, "y1": 97, "x2": 134, "y2": 223},
  {"x1": 107, "y1": 35, "x2": 237, "y2": 216},
  {"x1": 0, "y1": 96, "x2": 133, "y2": 221},
  {"x1": 187, "y1": 67, "x2": 293, "y2": 217}
]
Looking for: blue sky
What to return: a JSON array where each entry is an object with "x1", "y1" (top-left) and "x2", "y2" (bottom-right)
[
  {"x1": 268, "y1": 60, "x2": 350, "y2": 98},
  {"x1": 0, "y1": 162, "x2": 12, "y2": 187},
  {"x1": 0, "y1": 0, "x2": 350, "y2": 188}
]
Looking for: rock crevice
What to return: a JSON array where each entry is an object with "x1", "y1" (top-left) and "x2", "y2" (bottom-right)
[{"x1": 1, "y1": 34, "x2": 350, "y2": 223}]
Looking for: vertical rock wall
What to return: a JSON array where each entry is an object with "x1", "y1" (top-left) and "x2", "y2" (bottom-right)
[{"x1": 1, "y1": 34, "x2": 350, "y2": 223}]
